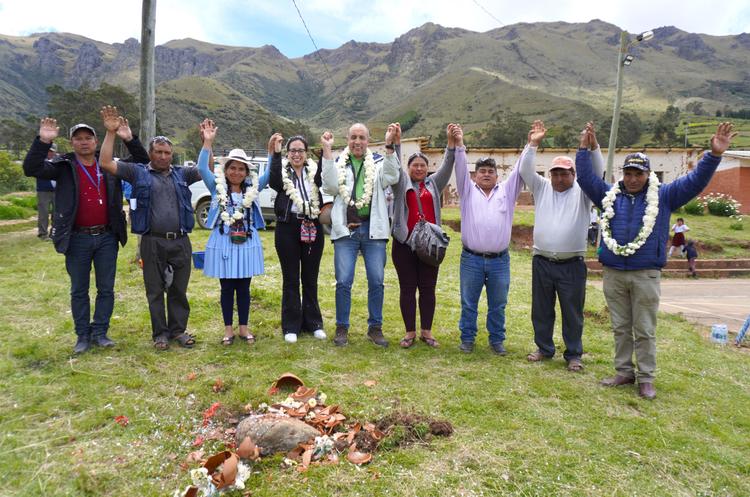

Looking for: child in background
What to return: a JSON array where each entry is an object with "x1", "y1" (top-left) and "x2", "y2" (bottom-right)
[
  {"x1": 669, "y1": 217, "x2": 690, "y2": 256},
  {"x1": 683, "y1": 239, "x2": 698, "y2": 277}
]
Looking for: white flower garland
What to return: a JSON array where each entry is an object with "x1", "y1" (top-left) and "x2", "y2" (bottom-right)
[
  {"x1": 335, "y1": 146, "x2": 375, "y2": 209},
  {"x1": 214, "y1": 161, "x2": 259, "y2": 228},
  {"x1": 281, "y1": 158, "x2": 321, "y2": 218},
  {"x1": 600, "y1": 172, "x2": 660, "y2": 256}
]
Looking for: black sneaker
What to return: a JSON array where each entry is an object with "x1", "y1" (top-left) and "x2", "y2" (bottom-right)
[
  {"x1": 92, "y1": 335, "x2": 116, "y2": 347},
  {"x1": 333, "y1": 325, "x2": 349, "y2": 347},
  {"x1": 73, "y1": 337, "x2": 91, "y2": 354},
  {"x1": 459, "y1": 341, "x2": 474, "y2": 353},
  {"x1": 490, "y1": 342, "x2": 507, "y2": 356},
  {"x1": 367, "y1": 325, "x2": 389, "y2": 347}
]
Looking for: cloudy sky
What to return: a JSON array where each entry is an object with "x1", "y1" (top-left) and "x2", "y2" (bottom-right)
[{"x1": 1, "y1": 0, "x2": 749, "y2": 57}]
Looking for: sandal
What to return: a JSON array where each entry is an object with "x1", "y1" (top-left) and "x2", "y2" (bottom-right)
[
  {"x1": 221, "y1": 335, "x2": 235, "y2": 346},
  {"x1": 400, "y1": 333, "x2": 417, "y2": 349},
  {"x1": 238, "y1": 333, "x2": 256, "y2": 345},
  {"x1": 172, "y1": 332, "x2": 196, "y2": 349},
  {"x1": 526, "y1": 350, "x2": 549, "y2": 362},
  {"x1": 154, "y1": 336, "x2": 169, "y2": 351},
  {"x1": 419, "y1": 334, "x2": 439, "y2": 348},
  {"x1": 567, "y1": 359, "x2": 584, "y2": 372}
]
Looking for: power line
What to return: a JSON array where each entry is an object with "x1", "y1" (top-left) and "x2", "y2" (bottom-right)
[
  {"x1": 472, "y1": 0, "x2": 504, "y2": 28},
  {"x1": 291, "y1": 0, "x2": 341, "y2": 94}
]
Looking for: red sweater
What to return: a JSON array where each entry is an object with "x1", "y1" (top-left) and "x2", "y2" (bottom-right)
[
  {"x1": 74, "y1": 160, "x2": 108, "y2": 227},
  {"x1": 405, "y1": 182, "x2": 436, "y2": 234}
]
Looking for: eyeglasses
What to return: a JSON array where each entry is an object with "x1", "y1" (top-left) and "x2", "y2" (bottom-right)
[
  {"x1": 150, "y1": 136, "x2": 173, "y2": 145},
  {"x1": 288, "y1": 148, "x2": 306, "y2": 155}
]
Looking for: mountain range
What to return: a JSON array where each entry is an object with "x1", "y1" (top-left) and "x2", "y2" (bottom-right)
[{"x1": 1, "y1": 19, "x2": 749, "y2": 148}]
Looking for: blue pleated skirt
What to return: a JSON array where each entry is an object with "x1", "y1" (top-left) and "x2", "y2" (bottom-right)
[{"x1": 203, "y1": 225, "x2": 264, "y2": 279}]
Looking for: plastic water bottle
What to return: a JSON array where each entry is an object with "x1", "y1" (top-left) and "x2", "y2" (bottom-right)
[{"x1": 710, "y1": 324, "x2": 728, "y2": 345}]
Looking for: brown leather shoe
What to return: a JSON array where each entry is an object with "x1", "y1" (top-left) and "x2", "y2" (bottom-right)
[
  {"x1": 600, "y1": 375, "x2": 636, "y2": 387},
  {"x1": 638, "y1": 382, "x2": 656, "y2": 400}
]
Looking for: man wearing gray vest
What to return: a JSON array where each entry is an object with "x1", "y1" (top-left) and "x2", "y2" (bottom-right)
[
  {"x1": 519, "y1": 121, "x2": 603, "y2": 371},
  {"x1": 99, "y1": 105, "x2": 201, "y2": 350}
]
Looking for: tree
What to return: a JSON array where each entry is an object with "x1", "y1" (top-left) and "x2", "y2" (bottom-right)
[
  {"x1": 553, "y1": 125, "x2": 577, "y2": 148},
  {"x1": 651, "y1": 105, "x2": 681, "y2": 146},
  {"x1": 598, "y1": 111, "x2": 643, "y2": 148},
  {"x1": 477, "y1": 110, "x2": 529, "y2": 148}
]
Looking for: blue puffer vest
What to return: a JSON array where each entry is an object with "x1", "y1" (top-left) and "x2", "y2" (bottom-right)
[{"x1": 130, "y1": 165, "x2": 195, "y2": 234}]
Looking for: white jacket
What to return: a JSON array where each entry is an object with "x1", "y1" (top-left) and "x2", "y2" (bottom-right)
[{"x1": 322, "y1": 151, "x2": 400, "y2": 241}]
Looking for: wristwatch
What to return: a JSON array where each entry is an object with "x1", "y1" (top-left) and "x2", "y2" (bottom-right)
[{"x1": 385, "y1": 143, "x2": 395, "y2": 151}]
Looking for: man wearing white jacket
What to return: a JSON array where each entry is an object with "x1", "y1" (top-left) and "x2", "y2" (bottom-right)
[
  {"x1": 519, "y1": 121, "x2": 603, "y2": 371},
  {"x1": 321, "y1": 123, "x2": 401, "y2": 347}
]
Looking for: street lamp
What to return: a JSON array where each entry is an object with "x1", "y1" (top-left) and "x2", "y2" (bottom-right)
[{"x1": 604, "y1": 30, "x2": 654, "y2": 182}]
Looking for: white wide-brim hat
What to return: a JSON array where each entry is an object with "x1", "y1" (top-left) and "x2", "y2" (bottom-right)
[{"x1": 219, "y1": 148, "x2": 252, "y2": 166}]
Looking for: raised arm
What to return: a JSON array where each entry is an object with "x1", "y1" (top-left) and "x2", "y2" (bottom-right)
[
  {"x1": 586, "y1": 122, "x2": 605, "y2": 179},
  {"x1": 575, "y1": 122, "x2": 610, "y2": 209},
  {"x1": 197, "y1": 119, "x2": 217, "y2": 194},
  {"x1": 519, "y1": 120, "x2": 546, "y2": 193},
  {"x1": 99, "y1": 105, "x2": 121, "y2": 175},
  {"x1": 116, "y1": 116, "x2": 149, "y2": 164},
  {"x1": 267, "y1": 133, "x2": 284, "y2": 192},
  {"x1": 379, "y1": 123, "x2": 401, "y2": 187},
  {"x1": 662, "y1": 122, "x2": 736, "y2": 211},
  {"x1": 451, "y1": 124, "x2": 471, "y2": 196},
  {"x1": 23, "y1": 118, "x2": 60, "y2": 179},
  {"x1": 430, "y1": 123, "x2": 459, "y2": 191},
  {"x1": 320, "y1": 131, "x2": 339, "y2": 196}
]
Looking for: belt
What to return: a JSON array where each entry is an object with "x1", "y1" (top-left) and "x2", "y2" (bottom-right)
[
  {"x1": 535, "y1": 254, "x2": 584, "y2": 264},
  {"x1": 463, "y1": 246, "x2": 508, "y2": 259},
  {"x1": 146, "y1": 231, "x2": 186, "y2": 240},
  {"x1": 74, "y1": 225, "x2": 109, "y2": 235}
]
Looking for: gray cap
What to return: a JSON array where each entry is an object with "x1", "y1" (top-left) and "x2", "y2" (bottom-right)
[{"x1": 69, "y1": 123, "x2": 97, "y2": 139}]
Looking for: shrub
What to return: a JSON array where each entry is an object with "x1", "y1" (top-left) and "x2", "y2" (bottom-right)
[
  {"x1": 0, "y1": 151, "x2": 34, "y2": 194},
  {"x1": 700, "y1": 193, "x2": 741, "y2": 217},
  {"x1": 729, "y1": 214, "x2": 744, "y2": 231},
  {"x1": 682, "y1": 198, "x2": 704, "y2": 215}
]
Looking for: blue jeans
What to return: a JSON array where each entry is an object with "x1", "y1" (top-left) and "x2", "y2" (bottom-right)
[
  {"x1": 332, "y1": 222, "x2": 387, "y2": 328},
  {"x1": 64, "y1": 231, "x2": 119, "y2": 338},
  {"x1": 459, "y1": 249, "x2": 510, "y2": 345}
]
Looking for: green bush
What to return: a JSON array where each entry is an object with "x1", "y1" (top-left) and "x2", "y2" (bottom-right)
[
  {"x1": 8, "y1": 196, "x2": 37, "y2": 209},
  {"x1": 683, "y1": 198, "x2": 705, "y2": 215},
  {"x1": 729, "y1": 215, "x2": 744, "y2": 230},
  {"x1": 701, "y1": 193, "x2": 741, "y2": 217},
  {"x1": 0, "y1": 152, "x2": 33, "y2": 194},
  {"x1": 0, "y1": 204, "x2": 27, "y2": 220}
]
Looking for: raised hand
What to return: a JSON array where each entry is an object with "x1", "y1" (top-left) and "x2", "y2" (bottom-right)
[
  {"x1": 39, "y1": 117, "x2": 59, "y2": 144},
  {"x1": 452, "y1": 124, "x2": 464, "y2": 148},
  {"x1": 268, "y1": 132, "x2": 284, "y2": 154},
  {"x1": 528, "y1": 120, "x2": 547, "y2": 147},
  {"x1": 710, "y1": 122, "x2": 737, "y2": 156},
  {"x1": 385, "y1": 123, "x2": 400, "y2": 145},
  {"x1": 101, "y1": 106, "x2": 121, "y2": 132},
  {"x1": 116, "y1": 116, "x2": 133, "y2": 142},
  {"x1": 579, "y1": 123, "x2": 591, "y2": 149},
  {"x1": 200, "y1": 119, "x2": 217, "y2": 146},
  {"x1": 321, "y1": 131, "x2": 334, "y2": 149},
  {"x1": 446, "y1": 123, "x2": 456, "y2": 148},
  {"x1": 586, "y1": 122, "x2": 599, "y2": 150}
]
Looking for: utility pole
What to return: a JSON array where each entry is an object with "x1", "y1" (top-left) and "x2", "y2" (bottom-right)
[{"x1": 140, "y1": 0, "x2": 156, "y2": 143}]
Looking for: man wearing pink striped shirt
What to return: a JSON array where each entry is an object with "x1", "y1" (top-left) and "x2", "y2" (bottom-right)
[{"x1": 455, "y1": 137, "x2": 526, "y2": 354}]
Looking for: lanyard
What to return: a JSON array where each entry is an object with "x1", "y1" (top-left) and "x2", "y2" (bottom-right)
[
  {"x1": 76, "y1": 158, "x2": 103, "y2": 205},
  {"x1": 293, "y1": 167, "x2": 311, "y2": 216}
]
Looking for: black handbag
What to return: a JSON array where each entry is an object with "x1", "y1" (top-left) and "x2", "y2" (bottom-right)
[{"x1": 405, "y1": 185, "x2": 450, "y2": 266}]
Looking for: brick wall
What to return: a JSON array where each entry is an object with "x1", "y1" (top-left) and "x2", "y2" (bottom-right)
[{"x1": 703, "y1": 167, "x2": 750, "y2": 214}]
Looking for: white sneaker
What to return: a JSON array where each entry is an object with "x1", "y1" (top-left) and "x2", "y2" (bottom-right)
[
  {"x1": 313, "y1": 329, "x2": 327, "y2": 340},
  {"x1": 284, "y1": 333, "x2": 298, "y2": 344}
]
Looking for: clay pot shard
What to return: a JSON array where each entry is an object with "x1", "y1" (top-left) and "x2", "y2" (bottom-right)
[
  {"x1": 203, "y1": 451, "x2": 238, "y2": 489},
  {"x1": 291, "y1": 386, "x2": 317, "y2": 402},
  {"x1": 268, "y1": 373, "x2": 304, "y2": 396},
  {"x1": 346, "y1": 450, "x2": 372, "y2": 465},
  {"x1": 237, "y1": 436, "x2": 261, "y2": 461}
]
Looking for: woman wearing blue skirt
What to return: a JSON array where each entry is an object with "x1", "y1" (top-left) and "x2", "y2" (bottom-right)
[{"x1": 197, "y1": 119, "x2": 268, "y2": 345}]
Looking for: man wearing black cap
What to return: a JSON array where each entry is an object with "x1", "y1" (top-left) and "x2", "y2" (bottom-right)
[
  {"x1": 23, "y1": 117, "x2": 149, "y2": 354},
  {"x1": 576, "y1": 122, "x2": 736, "y2": 399}
]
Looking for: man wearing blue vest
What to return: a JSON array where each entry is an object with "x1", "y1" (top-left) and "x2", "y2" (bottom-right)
[{"x1": 99, "y1": 106, "x2": 201, "y2": 350}]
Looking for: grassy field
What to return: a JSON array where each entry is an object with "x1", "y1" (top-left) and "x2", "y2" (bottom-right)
[{"x1": 1, "y1": 220, "x2": 749, "y2": 497}]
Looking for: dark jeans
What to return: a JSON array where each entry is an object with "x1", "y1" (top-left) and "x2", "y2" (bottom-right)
[
  {"x1": 64, "y1": 231, "x2": 119, "y2": 339},
  {"x1": 275, "y1": 220, "x2": 324, "y2": 335},
  {"x1": 219, "y1": 278, "x2": 251, "y2": 326},
  {"x1": 141, "y1": 235, "x2": 192, "y2": 340},
  {"x1": 391, "y1": 239, "x2": 439, "y2": 331},
  {"x1": 531, "y1": 255, "x2": 586, "y2": 361}
]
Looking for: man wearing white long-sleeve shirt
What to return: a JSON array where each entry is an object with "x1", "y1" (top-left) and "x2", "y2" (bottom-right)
[{"x1": 519, "y1": 121, "x2": 603, "y2": 371}]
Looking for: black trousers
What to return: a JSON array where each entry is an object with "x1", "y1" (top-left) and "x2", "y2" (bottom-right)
[
  {"x1": 274, "y1": 219, "x2": 324, "y2": 335},
  {"x1": 531, "y1": 255, "x2": 586, "y2": 361},
  {"x1": 141, "y1": 235, "x2": 192, "y2": 340}
]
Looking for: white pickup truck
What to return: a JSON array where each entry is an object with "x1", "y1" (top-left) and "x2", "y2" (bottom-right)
[{"x1": 188, "y1": 156, "x2": 277, "y2": 229}]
